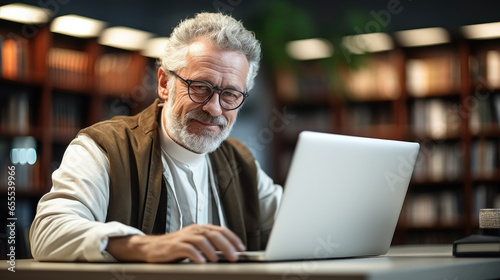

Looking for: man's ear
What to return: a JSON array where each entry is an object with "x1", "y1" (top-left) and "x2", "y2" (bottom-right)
[{"x1": 157, "y1": 68, "x2": 169, "y2": 101}]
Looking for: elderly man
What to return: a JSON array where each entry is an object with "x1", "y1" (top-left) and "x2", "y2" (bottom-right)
[{"x1": 30, "y1": 12, "x2": 282, "y2": 264}]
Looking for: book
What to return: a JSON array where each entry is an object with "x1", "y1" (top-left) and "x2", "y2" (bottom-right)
[
  {"x1": 407, "y1": 193, "x2": 438, "y2": 227},
  {"x1": 406, "y1": 52, "x2": 459, "y2": 97},
  {"x1": 48, "y1": 48, "x2": 90, "y2": 90},
  {"x1": 2, "y1": 38, "x2": 17, "y2": 79},
  {"x1": 1, "y1": 37, "x2": 30, "y2": 80},
  {"x1": 440, "y1": 191, "x2": 460, "y2": 226},
  {"x1": 1, "y1": 90, "x2": 31, "y2": 134},
  {"x1": 453, "y1": 234, "x2": 500, "y2": 257},
  {"x1": 494, "y1": 95, "x2": 500, "y2": 129},
  {"x1": 343, "y1": 55, "x2": 399, "y2": 101},
  {"x1": 471, "y1": 140, "x2": 498, "y2": 179},
  {"x1": 52, "y1": 92, "x2": 86, "y2": 138},
  {"x1": 412, "y1": 141, "x2": 462, "y2": 182},
  {"x1": 410, "y1": 98, "x2": 461, "y2": 139},
  {"x1": 487, "y1": 50, "x2": 500, "y2": 88},
  {"x1": 96, "y1": 52, "x2": 136, "y2": 95}
]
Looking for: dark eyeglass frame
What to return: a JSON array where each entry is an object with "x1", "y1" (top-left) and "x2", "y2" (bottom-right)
[{"x1": 169, "y1": 70, "x2": 249, "y2": 111}]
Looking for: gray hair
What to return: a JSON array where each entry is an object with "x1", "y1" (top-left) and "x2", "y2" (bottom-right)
[{"x1": 160, "y1": 12, "x2": 261, "y2": 91}]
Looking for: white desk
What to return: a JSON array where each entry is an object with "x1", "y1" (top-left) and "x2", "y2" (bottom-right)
[{"x1": 1, "y1": 245, "x2": 499, "y2": 280}]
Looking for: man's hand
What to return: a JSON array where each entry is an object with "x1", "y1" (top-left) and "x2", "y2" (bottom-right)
[{"x1": 106, "y1": 224, "x2": 246, "y2": 263}]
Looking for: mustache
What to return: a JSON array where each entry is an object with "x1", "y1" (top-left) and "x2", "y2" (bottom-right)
[{"x1": 185, "y1": 108, "x2": 228, "y2": 128}]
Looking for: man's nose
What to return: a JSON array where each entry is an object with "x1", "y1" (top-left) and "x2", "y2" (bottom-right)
[{"x1": 202, "y1": 92, "x2": 223, "y2": 116}]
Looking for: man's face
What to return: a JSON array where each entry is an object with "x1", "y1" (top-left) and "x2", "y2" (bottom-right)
[{"x1": 158, "y1": 38, "x2": 249, "y2": 153}]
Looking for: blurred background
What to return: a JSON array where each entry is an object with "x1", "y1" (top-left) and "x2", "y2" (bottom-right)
[{"x1": 1, "y1": 0, "x2": 500, "y2": 258}]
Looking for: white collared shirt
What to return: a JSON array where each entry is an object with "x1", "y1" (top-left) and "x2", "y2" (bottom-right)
[{"x1": 160, "y1": 130, "x2": 226, "y2": 232}]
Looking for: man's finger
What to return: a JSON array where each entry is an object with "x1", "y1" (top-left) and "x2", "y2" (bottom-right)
[
  {"x1": 185, "y1": 234, "x2": 219, "y2": 262},
  {"x1": 202, "y1": 230, "x2": 240, "y2": 262},
  {"x1": 203, "y1": 225, "x2": 246, "y2": 252},
  {"x1": 170, "y1": 242, "x2": 207, "y2": 264}
]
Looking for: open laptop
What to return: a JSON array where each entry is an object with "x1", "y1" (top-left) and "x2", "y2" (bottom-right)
[{"x1": 222, "y1": 131, "x2": 420, "y2": 262}]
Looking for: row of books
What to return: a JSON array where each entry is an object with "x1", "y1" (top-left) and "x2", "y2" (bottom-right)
[
  {"x1": 0, "y1": 35, "x2": 30, "y2": 80},
  {"x1": 0, "y1": 91, "x2": 31, "y2": 134},
  {"x1": 48, "y1": 48, "x2": 145, "y2": 95},
  {"x1": 469, "y1": 93, "x2": 500, "y2": 134},
  {"x1": 405, "y1": 190, "x2": 462, "y2": 227},
  {"x1": 278, "y1": 52, "x2": 462, "y2": 102},
  {"x1": 471, "y1": 49, "x2": 500, "y2": 89},
  {"x1": 342, "y1": 55, "x2": 400, "y2": 101},
  {"x1": 411, "y1": 98, "x2": 462, "y2": 139},
  {"x1": 96, "y1": 52, "x2": 140, "y2": 95},
  {"x1": 274, "y1": 64, "x2": 331, "y2": 104},
  {"x1": 343, "y1": 103, "x2": 392, "y2": 133},
  {"x1": 413, "y1": 142, "x2": 463, "y2": 182},
  {"x1": 343, "y1": 48, "x2": 500, "y2": 99},
  {"x1": 471, "y1": 139, "x2": 499, "y2": 179},
  {"x1": 48, "y1": 47, "x2": 91, "y2": 90},
  {"x1": 52, "y1": 93, "x2": 86, "y2": 138},
  {"x1": 406, "y1": 178, "x2": 500, "y2": 231},
  {"x1": 335, "y1": 93, "x2": 499, "y2": 140},
  {"x1": 406, "y1": 53, "x2": 460, "y2": 97},
  {"x1": 0, "y1": 89, "x2": 136, "y2": 138},
  {"x1": 52, "y1": 94, "x2": 138, "y2": 137},
  {"x1": 279, "y1": 108, "x2": 332, "y2": 139}
]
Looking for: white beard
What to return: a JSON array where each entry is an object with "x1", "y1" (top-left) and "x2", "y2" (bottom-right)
[{"x1": 163, "y1": 97, "x2": 235, "y2": 154}]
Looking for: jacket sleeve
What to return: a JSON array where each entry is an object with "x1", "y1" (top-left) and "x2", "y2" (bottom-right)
[{"x1": 29, "y1": 135, "x2": 144, "y2": 262}]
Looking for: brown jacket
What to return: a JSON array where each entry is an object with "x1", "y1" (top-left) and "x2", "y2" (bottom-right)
[{"x1": 79, "y1": 99, "x2": 263, "y2": 250}]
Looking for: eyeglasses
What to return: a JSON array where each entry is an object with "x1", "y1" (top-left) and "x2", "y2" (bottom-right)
[{"x1": 169, "y1": 71, "x2": 249, "y2": 111}]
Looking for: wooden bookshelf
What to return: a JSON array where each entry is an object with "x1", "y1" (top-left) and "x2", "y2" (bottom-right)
[
  {"x1": 0, "y1": 19, "x2": 152, "y2": 258},
  {"x1": 466, "y1": 38, "x2": 500, "y2": 235},
  {"x1": 271, "y1": 34, "x2": 500, "y2": 245}
]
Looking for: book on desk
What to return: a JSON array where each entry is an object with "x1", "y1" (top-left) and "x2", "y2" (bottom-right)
[{"x1": 453, "y1": 234, "x2": 500, "y2": 257}]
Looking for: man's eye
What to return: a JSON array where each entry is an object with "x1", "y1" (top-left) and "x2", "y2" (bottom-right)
[{"x1": 222, "y1": 91, "x2": 235, "y2": 97}]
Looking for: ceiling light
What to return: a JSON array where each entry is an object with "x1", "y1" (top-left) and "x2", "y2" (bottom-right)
[
  {"x1": 461, "y1": 22, "x2": 500, "y2": 40},
  {"x1": 141, "y1": 37, "x2": 168, "y2": 58},
  {"x1": 99, "y1": 26, "x2": 153, "y2": 51},
  {"x1": 51, "y1": 15, "x2": 106, "y2": 38},
  {"x1": 286, "y1": 38, "x2": 334, "y2": 60},
  {"x1": 342, "y1": 33, "x2": 393, "y2": 54},
  {"x1": 0, "y1": 3, "x2": 51, "y2": 24},
  {"x1": 395, "y1": 27, "x2": 450, "y2": 47}
]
